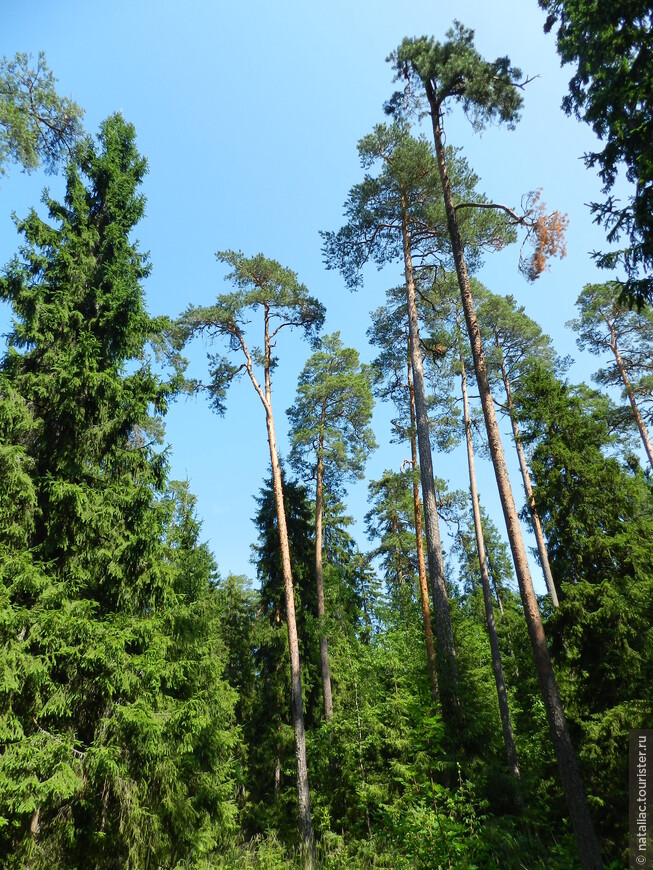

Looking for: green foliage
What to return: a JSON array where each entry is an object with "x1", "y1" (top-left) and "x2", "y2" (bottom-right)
[
  {"x1": 476, "y1": 288, "x2": 561, "y2": 392},
  {"x1": 241, "y1": 475, "x2": 319, "y2": 841},
  {"x1": 0, "y1": 115, "x2": 237, "y2": 868},
  {"x1": 540, "y1": 0, "x2": 653, "y2": 306},
  {"x1": 0, "y1": 51, "x2": 84, "y2": 176},
  {"x1": 182, "y1": 251, "x2": 325, "y2": 416},
  {"x1": 515, "y1": 364, "x2": 653, "y2": 863},
  {"x1": 367, "y1": 283, "x2": 460, "y2": 454},
  {"x1": 570, "y1": 280, "x2": 653, "y2": 435},
  {"x1": 322, "y1": 123, "x2": 513, "y2": 288},
  {"x1": 389, "y1": 22, "x2": 524, "y2": 129},
  {"x1": 288, "y1": 331, "x2": 376, "y2": 490},
  {"x1": 365, "y1": 470, "x2": 422, "y2": 594}
]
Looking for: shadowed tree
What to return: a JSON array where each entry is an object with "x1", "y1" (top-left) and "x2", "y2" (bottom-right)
[
  {"x1": 539, "y1": 0, "x2": 653, "y2": 308},
  {"x1": 181, "y1": 252, "x2": 324, "y2": 869},
  {"x1": 391, "y1": 23, "x2": 601, "y2": 867},
  {"x1": 570, "y1": 281, "x2": 653, "y2": 469},
  {"x1": 367, "y1": 289, "x2": 453, "y2": 701},
  {"x1": 287, "y1": 332, "x2": 376, "y2": 719}
]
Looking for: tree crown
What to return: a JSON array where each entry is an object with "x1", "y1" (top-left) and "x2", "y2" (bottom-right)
[{"x1": 389, "y1": 22, "x2": 524, "y2": 130}]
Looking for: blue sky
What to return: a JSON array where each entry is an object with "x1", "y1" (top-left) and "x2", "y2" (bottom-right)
[{"x1": 1, "y1": 1, "x2": 619, "y2": 587}]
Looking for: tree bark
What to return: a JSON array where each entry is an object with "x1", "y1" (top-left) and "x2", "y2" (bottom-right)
[
  {"x1": 262, "y1": 307, "x2": 315, "y2": 869},
  {"x1": 315, "y1": 403, "x2": 334, "y2": 719},
  {"x1": 400, "y1": 201, "x2": 460, "y2": 728},
  {"x1": 426, "y1": 88, "x2": 602, "y2": 869},
  {"x1": 609, "y1": 325, "x2": 653, "y2": 470},
  {"x1": 494, "y1": 334, "x2": 560, "y2": 608},
  {"x1": 458, "y1": 317, "x2": 520, "y2": 782},
  {"x1": 407, "y1": 356, "x2": 439, "y2": 700}
]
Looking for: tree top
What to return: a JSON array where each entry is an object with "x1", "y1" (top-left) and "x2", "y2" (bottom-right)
[{"x1": 388, "y1": 21, "x2": 525, "y2": 131}]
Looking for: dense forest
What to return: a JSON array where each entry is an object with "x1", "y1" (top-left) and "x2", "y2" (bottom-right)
[{"x1": 0, "y1": 5, "x2": 651, "y2": 869}]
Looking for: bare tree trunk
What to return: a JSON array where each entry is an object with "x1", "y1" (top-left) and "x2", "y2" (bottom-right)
[
  {"x1": 315, "y1": 408, "x2": 334, "y2": 719},
  {"x1": 426, "y1": 91, "x2": 602, "y2": 870},
  {"x1": 407, "y1": 356, "x2": 439, "y2": 700},
  {"x1": 391, "y1": 514, "x2": 404, "y2": 587},
  {"x1": 494, "y1": 335, "x2": 559, "y2": 607},
  {"x1": 458, "y1": 317, "x2": 520, "y2": 781},
  {"x1": 400, "y1": 203, "x2": 460, "y2": 728},
  {"x1": 485, "y1": 548, "x2": 505, "y2": 617},
  {"x1": 610, "y1": 327, "x2": 653, "y2": 470},
  {"x1": 263, "y1": 308, "x2": 315, "y2": 869}
]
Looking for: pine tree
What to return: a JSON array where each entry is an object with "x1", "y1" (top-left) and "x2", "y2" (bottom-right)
[
  {"x1": 367, "y1": 290, "x2": 453, "y2": 700},
  {"x1": 0, "y1": 51, "x2": 84, "y2": 176},
  {"x1": 181, "y1": 252, "x2": 324, "y2": 868},
  {"x1": 453, "y1": 310, "x2": 520, "y2": 783},
  {"x1": 391, "y1": 24, "x2": 601, "y2": 867},
  {"x1": 477, "y1": 289, "x2": 562, "y2": 606},
  {"x1": 323, "y1": 124, "x2": 494, "y2": 728},
  {"x1": 288, "y1": 332, "x2": 376, "y2": 720},
  {"x1": 570, "y1": 281, "x2": 653, "y2": 469}
]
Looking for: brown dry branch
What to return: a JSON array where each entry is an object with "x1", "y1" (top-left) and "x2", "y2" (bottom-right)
[{"x1": 519, "y1": 189, "x2": 569, "y2": 281}]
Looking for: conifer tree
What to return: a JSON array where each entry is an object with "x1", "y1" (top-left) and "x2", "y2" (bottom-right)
[
  {"x1": 288, "y1": 332, "x2": 376, "y2": 719},
  {"x1": 244, "y1": 474, "x2": 319, "y2": 838},
  {"x1": 516, "y1": 365, "x2": 653, "y2": 862},
  {"x1": 0, "y1": 115, "x2": 237, "y2": 868},
  {"x1": 477, "y1": 290, "x2": 561, "y2": 606},
  {"x1": 367, "y1": 291, "x2": 451, "y2": 700},
  {"x1": 391, "y1": 24, "x2": 601, "y2": 866},
  {"x1": 570, "y1": 281, "x2": 653, "y2": 469},
  {"x1": 181, "y1": 252, "x2": 324, "y2": 868},
  {"x1": 454, "y1": 310, "x2": 520, "y2": 783},
  {"x1": 322, "y1": 124, "x2": 508, "y2": 727},
  {"x1": 539, "y1": 0, "x2": 653, "y2": 308},
  {"x1": 0, "y1": 52, "x2": 84, "y2": 175}
]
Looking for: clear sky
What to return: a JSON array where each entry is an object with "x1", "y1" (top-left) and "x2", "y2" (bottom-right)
[{"x1": 1, "y1": 1, "x2": 619, "y2": 588}]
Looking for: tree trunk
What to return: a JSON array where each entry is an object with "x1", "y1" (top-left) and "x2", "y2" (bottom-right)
[
  {"x1": 485, "y1": 548, "x2": 505, "y2": 617},
  {"x1": 407, "y1": 355, "x2": 439, "y2": 700},
  {"x1": 495, "y1": 335, "x2": 559, "y2": 607},
  {"x1": 263, "y1": 309, "x2": 315, "y2": 869},
  {"x1": 610, "y1": 327, "x2": 653, "y2": 470},
  {"x1": 400, "y1": 202, "x2": 460, "y2": 728},
  {"x1": 458, "y1": 317, "x2": 520, "y2": 781},
  {"x1": 426, "y1": 89, "x2": 602, "y2": 870},
  {"x1": 315, "y1": 408, "x2": 334, "y2": 719}
]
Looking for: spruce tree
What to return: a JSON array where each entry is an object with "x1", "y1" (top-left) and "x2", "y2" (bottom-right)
[
  {"x1": 516, "y1": 366, "x2": 653, "y2": 862},
  {"x1": 0, "y1": 114, "x2": 237, "y2": 868}
]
